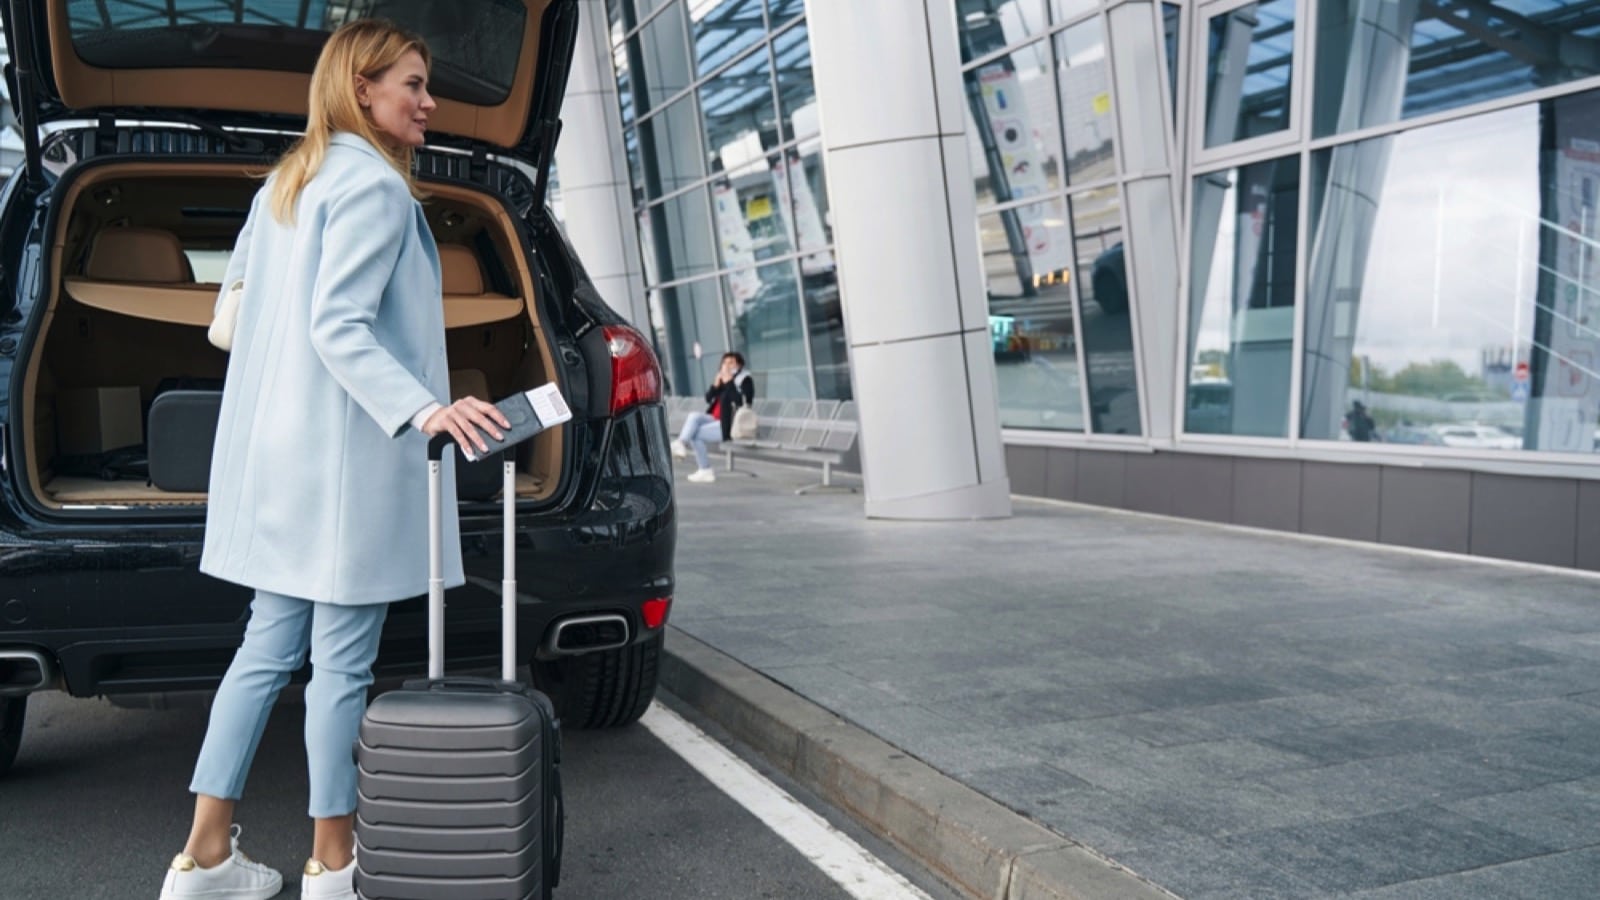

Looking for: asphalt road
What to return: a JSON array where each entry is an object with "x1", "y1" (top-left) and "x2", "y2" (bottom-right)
[{"x1": 0, "y1": 688, "x2": 962, "y2": 900}]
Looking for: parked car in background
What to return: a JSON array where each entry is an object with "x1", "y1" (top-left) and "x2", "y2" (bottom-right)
[{"x1": 1431, "y1": 424, "x2": 1521, "y2": 450}]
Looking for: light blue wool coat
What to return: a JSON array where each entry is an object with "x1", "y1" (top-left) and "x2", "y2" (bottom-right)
[{"x1": 200, "y1": 132, "x2": 465, "y2": 605}]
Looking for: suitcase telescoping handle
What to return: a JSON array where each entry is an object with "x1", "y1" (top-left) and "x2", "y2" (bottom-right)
[{"x1": 427, "y1": 435, "x2": 518, "y2": 683}]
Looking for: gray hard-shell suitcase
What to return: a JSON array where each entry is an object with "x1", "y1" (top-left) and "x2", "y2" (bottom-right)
[
  {"x1": 355, "y1": 435, "x2": 564, "y2": 900},
  {"x1": 147, "y1": 389, "x2": 222, "y2": 492}
]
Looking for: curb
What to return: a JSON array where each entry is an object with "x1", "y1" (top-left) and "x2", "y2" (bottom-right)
[{"x1": 658, "y1": 627, "x2": 1177, "y2": 900}]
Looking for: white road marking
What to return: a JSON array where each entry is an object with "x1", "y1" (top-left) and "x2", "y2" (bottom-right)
[{"x1": 640, "y1": 703, "x2": 935, "y2": 900}]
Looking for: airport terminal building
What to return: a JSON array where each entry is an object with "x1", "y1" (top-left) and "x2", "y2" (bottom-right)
[{"x1": 554, "y1": 0, "x2": 1600, "y2": 569}]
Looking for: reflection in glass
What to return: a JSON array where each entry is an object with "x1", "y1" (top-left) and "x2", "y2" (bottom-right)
[
  {"x1": 698, "y1": 44, "x2": 777, "y2": 169},
  {"x1": 962, "y1": 39, "x2": 1064, "y2": 208},
  {"x1": 955, "y1": 0, "x2": 1048, "y2": 57},
  {"x1": 607, "y1": 0, "x2": 630, "y2": 45},
  {"x1": 640, "y1": 93, "x2": 709, "y2": 199},
  {"x1": 804, "y1": 264, "x2": 851, "y2": 400},
  {"x1": 980, "y1": 201, "x2": 1085, "y2": 430},
  {"x1": 1315, "y1": 0, "x2": 1600, "y2": 139},
  {"x1": 1187, "y1": 156, "x2": 1300, "y2": 436},
  {"x1": 690, "y1": 0, "x2": 768, "y2": 78},
  {"x1": 729, "y1": 261, "x2": 812, "y2": 399},
  {"x1": 710, "y1": 153, "x2": 793, "y2": 272},
  {"x1": 615, "y1": 43, "x2": 636, "y2": 130},
  {"x1": 767, "y1": 0, "x2": 804, "y2": 25},
  {"x1": 1163, "y1": 3, "x2": 1180, "y2": 127},
  {"x1": 630, "y1": 1, "x2": 694, "y2": 115},
  {"x1": 1203, "y1": 0, "x2": 1294, "y2": 148},
  {"x1": 624, "y1": 126, "x2": 645, "y2": 207},
  {"x1": 779, "y1": 147, "x2": 834, "y2": 268},
  {"x1": 1070, "y1": 187, "x2": 1141, "y2": 435},
  {"x1": 651, "y1": 279, "x2": 728, "y2": 397},
  {"x1": 1055, "y1": 18, "x2": 1116, "y2": 184},
  {"x1": 1050, "y1": 0, "x2": 1096, "y2": 25},
  {"x1": 1303, "y1": 93, "x2": 1600, "y2": 454},
  {"x1": 641, "y1": 186, "x2": 719, "y2": 285},
  {"x1": 772, "y1": 20, "x2": 819, "y2": 143}
]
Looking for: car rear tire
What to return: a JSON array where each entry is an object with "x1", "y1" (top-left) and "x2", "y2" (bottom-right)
[
  {"x1": 0, "y1": 695, "x2": 27, "y2": 777},
  {"x1": 533, "y1": 632, "x2": 662, "y2": 729}
]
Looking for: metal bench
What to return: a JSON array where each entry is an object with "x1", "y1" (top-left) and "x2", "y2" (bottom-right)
[{"x1": 723, "y1": 400, "x2": 859, "y2": 494}]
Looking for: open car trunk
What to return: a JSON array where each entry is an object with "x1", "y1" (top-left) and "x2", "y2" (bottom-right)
[{"x1": 21, "y1": 161, "x2": 564, "y2": 513}]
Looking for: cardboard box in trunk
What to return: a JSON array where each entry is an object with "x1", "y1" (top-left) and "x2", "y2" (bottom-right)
[{"x1": 56, "y1": 386, "x2": 143, "y2": 454}]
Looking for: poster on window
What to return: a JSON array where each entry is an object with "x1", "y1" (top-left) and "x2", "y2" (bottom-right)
[
  {"x1": 711, "y1": 182, "x2": 761, "y2": 310},
  {"x1": 1536, "y1": 134, "x2": 1600, "y2": 452},
  {"x1": 774, "y1": 154, "x2": 836, "y2": 275},
  {"x1": 976, "y1": 63, "x2": 1070, "y2": 278}
]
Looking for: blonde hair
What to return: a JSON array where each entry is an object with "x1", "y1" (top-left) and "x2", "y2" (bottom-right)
[{"x1": 269, "y1": 19, "x2": 431, "y2": 223}]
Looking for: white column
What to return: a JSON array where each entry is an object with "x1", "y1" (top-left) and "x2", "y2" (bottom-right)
[
  {"x1": 553, "y1": 0, "x2": 650, "y2": 329},
  {"x1": 804, "y1": 0, "x2": 1011, "y2": 520}
]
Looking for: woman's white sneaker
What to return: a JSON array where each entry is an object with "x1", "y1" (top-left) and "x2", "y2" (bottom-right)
[
  {"x1": 158, "y1": 825, "x2": 283, "y2": 900},
  {"x1": 687, "y1": 467, "x2": 715, "y2": 483},
  {"x1": 301, "y1": 858, "x2": 356, "y2": 900},
  {"x1": 671, "y1": 439, "x2": 689, "y2": 459}
]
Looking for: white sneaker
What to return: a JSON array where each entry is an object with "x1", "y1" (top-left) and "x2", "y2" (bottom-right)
[
  {"x1": 687, "y1": 468, "x2": 716, "y2": 484},
  {"x1": 301, "y1": 858, "x2": 356, "y2": 900},
  {"x1": 671, "y1": 439, "x2": 689, "y2": 459},
  {"x1": 158, "y1": 825, "x2": 283, "y2": 900}
]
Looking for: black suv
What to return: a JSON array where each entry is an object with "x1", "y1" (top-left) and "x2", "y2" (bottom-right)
[{"x1": 0, "y1": 0, "x2": 677, "y2": 777}]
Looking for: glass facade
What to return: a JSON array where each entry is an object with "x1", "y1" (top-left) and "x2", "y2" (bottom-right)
[
  {"x1": 607, "y1": 0, "x2": 845, "y2": 400},
  {"x1": 959, "y1": 0, "x2": 1143, "y2": 434},
  {"x1": 599, "y1": 0, "x2": 1600, "y2": 467},
  {"x1": 1184, "y1": 0, "x2": 1600, "y2": 462}
]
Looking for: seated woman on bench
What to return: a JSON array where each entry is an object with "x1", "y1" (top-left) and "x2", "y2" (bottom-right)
[{"x1": 673, "y1": 351, "x2": 754, "y2": 484}]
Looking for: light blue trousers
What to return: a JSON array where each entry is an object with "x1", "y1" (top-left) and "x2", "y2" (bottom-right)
[
  {"x1": 678, "y1": 411, "x2": 721, "y2": 470},
  {"x1": 190, "y1": 590, "x2": 388, "y2": 818}
]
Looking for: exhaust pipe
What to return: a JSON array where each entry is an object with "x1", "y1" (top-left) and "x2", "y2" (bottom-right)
[
  {"x1": 0, "y1": 649, "x2": 53, "y2": 696},
  {"x1": 543, "y1": 614, "x2": 630, "y2": 657}
]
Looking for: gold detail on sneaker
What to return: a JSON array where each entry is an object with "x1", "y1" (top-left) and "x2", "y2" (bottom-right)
[
  {"x1": 170, "y1": 854, "x2": 197, "y2": 872},
  {"x1": 304, "y1": 859, "x2": 327, "y2": 877}
]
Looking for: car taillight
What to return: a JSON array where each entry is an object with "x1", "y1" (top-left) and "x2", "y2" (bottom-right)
[
  {"x1": 641, "y1": 597, "x2": 672, "y2": 630},
  {"x1": 604, "y1": 324, "x2": 663, "y2": 416}
]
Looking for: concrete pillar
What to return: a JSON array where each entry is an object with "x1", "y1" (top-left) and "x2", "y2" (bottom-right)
[
  {"x1": 803, "y1": 0, "x2": 1011, "y2": 520},
  {"x1": 553, "y1": 0, "x2": 650, "y2": 329}
]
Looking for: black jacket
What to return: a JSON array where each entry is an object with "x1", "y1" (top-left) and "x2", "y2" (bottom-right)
[{"x1": 705, "y1": 371, "x2": 756, "y2": 442}]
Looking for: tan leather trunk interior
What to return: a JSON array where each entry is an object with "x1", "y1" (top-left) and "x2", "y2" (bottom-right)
[{"x1": 24, "y1": 162, "x2": 562, "y2": 510}]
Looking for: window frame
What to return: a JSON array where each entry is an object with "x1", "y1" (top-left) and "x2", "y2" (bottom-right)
[{"x1": 1188, "y1": 0, "x2": 1307, "y2": 170}]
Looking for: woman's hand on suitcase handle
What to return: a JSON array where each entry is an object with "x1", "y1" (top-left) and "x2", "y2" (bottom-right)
[{"x1": 422, "y1": 397, "x2": 511, "y2": 457}]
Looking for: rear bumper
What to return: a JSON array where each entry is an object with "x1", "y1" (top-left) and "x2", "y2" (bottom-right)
[{"x1": 0, "y1": 493, "x2": 675, "y2": 697}]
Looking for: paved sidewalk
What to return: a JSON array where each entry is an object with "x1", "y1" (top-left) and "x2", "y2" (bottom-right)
[{"x1": 666, "y1": 460, "x2": 1600, "y2": 899}]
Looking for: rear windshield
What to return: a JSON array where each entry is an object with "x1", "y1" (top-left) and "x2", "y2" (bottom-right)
[{"x1": 66, "y1": 0, "x2": 528, "y2": 106}]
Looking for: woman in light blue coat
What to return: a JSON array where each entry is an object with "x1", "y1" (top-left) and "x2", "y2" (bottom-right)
[{"x1": 157, "y1": 21, "x2": 510, "y2": 900}]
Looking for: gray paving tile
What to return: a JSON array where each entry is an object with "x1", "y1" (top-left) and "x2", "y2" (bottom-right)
[
  {"x1": 1115, "y1": 675, "x2": 1287, "y2": 711},
  {"x1": 939, "y1": 685, "x2": 1153, "y2": 728},
  {"x1": 1260, "y1": 719, "x2": 1477, "y2": 765},
  {"x1": 1444, "y1": 781, "x2": 1600, "y2": 850},
  {"x1": 1026, "y1": 789, "x2": 1205, "y2": 857},
  {"x1": 1114, "y1": 835, "x2": 1326, "y2": 898},
  {"x1": 1050, "y1": 738, "x2": 1319, "y2": 795},
  {"x1": 1521, "y1": 632, "x2": 1600, "y2": 662},
  {"x1": 960, "y1": 763, "x2": 1092, "y2": 811},
  {"x1": 1260, "y1": 752, "x2": 1526, "y2": 818},
  {"x1": 1343, "y1": 847, "x2": 1600, "y2": 900},
  {"x1": 1098, "y1": 693, "x2": 1376, "y2": 748},
  {"x1": 762, "y1": 664, "x2": 909, "y2": 714},
  {"x1": 1128, "y1": 779, "x2": 1331, "y2": 837},
  {"x1": 1422, "y1": 661, "x2": 1600, "y2": 703},
  {"x1": 1216, "y1": 807, "x2": 1556, "y2": 893}
]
